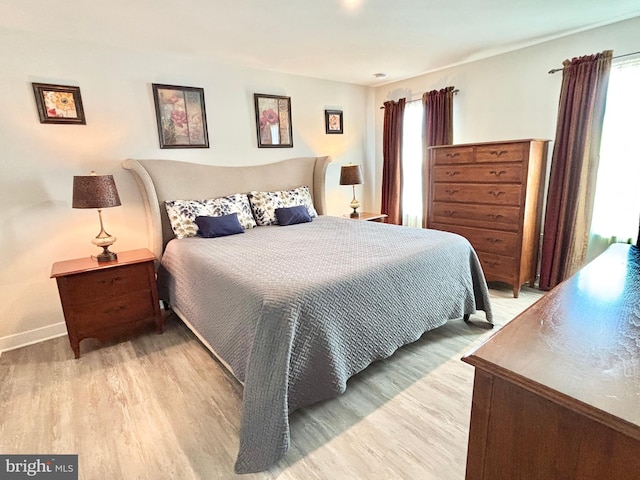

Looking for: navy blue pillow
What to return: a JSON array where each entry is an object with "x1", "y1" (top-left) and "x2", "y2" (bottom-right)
[
  {"x1": 275, "y1": 205, "x2": 312, "y2": 226},
  {"x1": 195, "y1": 213, "x2": 244, "y2": 238}
]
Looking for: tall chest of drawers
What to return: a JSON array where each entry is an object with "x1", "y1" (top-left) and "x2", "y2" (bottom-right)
[{"x1": 427, "y1": 139, "x2": 549, "y2": 297}]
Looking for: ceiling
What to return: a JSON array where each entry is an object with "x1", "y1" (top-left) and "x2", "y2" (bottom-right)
[{"x1": 2, "y1": 0, "x2": 640, "y2": 86}]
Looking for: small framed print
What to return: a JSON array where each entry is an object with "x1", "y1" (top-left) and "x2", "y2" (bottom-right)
[
  {"x1": 32, "y1": 83, "x2": 86, "y2": 125},
  {"x1": 152, "y1": 83, "x2": 209, "y2": 149},
  {"x1": 254, "y1": 93, "x2": 293, "y2": 148},
  {"x1": 325, "y1": 109, "x2": 343, "y2": 134}
]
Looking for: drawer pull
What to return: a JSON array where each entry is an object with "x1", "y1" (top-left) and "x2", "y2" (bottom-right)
[
  {"x1": 489, "y1": 150, "x2": 509, "y2": 157},
  {"x1": 443, "y1": 210, "x2": 456, "y2": 216},
  {"x1": 488, "y1": 190, "x2": 506, "y2": 198},
  {"x1": 445, "y1": 171, "x2": 460, "y2": 177},
  {"x1": 444, "y1": 189, "x2": 459, "y2": 195},
  {"x1": 99, "y1": 276, "x2": 122, "y2": 286},
  {"x1": 486, "y1": 237, "x2": 502, "y2": 244},
  {"x1": 489, "y1": 170, "x2": 507, "y2": 177},
  {"x1": 105, "y1": 305, "x2": 128, "y2": 315},
  {"x1": 445, "y1": 152, "x2": 460, "y2": 158},
  {"x1": 485, "y1": 261, "x2": 500, "y2": 268},
  {"x1": 487, "y1": 213, "x2": 504, "y2": 221}
]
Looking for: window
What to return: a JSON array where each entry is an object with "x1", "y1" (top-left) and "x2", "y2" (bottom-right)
[
  {"x1": 401, "y1": 101, "x2": 424, "y2": 227},
  {"x1": 587, "y1": 58, "x2": 640, "y2": 260}
]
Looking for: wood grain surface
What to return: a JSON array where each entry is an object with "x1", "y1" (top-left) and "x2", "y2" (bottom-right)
[{"x1": 463, "y1": 244, "x2": 640, "y2": 480}]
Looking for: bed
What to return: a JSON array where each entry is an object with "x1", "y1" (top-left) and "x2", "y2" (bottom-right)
[{"x1": 122, "y1": 156, "x2": 493, "y2": 473}]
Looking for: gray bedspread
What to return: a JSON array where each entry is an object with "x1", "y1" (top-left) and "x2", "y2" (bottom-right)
[{"x1": 159, "y1": 215, "x2": 492, "y2": 473}]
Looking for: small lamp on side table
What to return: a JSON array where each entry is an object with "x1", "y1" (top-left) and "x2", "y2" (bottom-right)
[
  {"x1": 339, "y1": 164, "x2": 364, "y2": 218},
  {"x1": 72, "y1": 171, "x2": 121, "y2": 262}
]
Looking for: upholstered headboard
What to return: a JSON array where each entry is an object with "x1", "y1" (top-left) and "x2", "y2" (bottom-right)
[{"x1": 122, "y1": 156, "x2": 332, "y2": 260}]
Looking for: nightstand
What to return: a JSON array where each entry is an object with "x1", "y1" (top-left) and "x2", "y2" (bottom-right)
[
  {"x1": 342, "y1": 212, "x2": 388, "y2": 222},
  {"x1": 51, "y1": 248, "x2": 163, "y2": 358}
]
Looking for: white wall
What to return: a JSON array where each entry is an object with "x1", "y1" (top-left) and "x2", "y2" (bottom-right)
[
  {"x1": 373, "y1": 16, "x2": 640, "y2": 211},
  {"x1": 0, "y1": 29, "x2": 373, "y2": 351}
]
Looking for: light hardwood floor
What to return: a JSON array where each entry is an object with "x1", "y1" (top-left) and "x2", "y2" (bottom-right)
[{"x1": 0, "y1": 286, "x2": 543, "y2": 480}]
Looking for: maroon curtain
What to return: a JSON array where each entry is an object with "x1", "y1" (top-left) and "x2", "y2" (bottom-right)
[
  {"x1": 422, "y1": 86, "x2": 455, "y2": 228},
  {"x1": 539, "y1": 50, "x2": 612, "y2": 290},
  {"x1": 381, "y1": 98, "x2": 406, "y2": 225}
]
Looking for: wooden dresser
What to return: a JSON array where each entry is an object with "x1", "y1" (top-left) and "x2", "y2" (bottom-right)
[
  {"x1": 463, "y1": 244, "x2": 640, "y2": 479},
  {"x1": 427, "y1": 139, "x2": 549, "y2": 297}
]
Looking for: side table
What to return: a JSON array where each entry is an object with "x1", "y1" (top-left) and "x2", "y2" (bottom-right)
[
  {"x1": 342, "y1": 212, "x2": 388, "y2": 222},
  {"x1": 51, "y1": 248, "x2": 163, "y2": 358}
]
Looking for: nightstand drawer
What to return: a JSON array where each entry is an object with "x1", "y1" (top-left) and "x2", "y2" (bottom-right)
[
  {"x1": 69, "y1": 291, "x2": 157, "y2": 336},
  {"x1": 57, "y1": 263, "x2": 151, "y2": 304}
]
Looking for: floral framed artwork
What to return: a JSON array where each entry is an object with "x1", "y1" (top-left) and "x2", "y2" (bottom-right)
[
  {"x1": 152, "y1": 84, "x2": 209, "y2": 149},
  {"x1": 254, "y1": 94, "x2": 293, "y2": 148},
  {"x1": 32, "y1": 83, "x2": 86, "y2": 124},
  {"x1": 325, "y1": 110, "x2": 343, "y2": 134}
]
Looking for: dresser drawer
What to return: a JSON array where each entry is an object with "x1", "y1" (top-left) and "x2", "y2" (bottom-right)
[
  {"x1": 431, "y1": 223, "x2": 519, "y2": 256},
  {"x1": 57, "y1": 262, "x2": 152, "y2": 304},
  {"x1": 68, "y1": 291, "x2": 157, "y2": 336},
  {"x1": 433, "y1": 164, "x2": 523, "y2": 183},
  {"x1": 432, "y1": 146, "x2": 475, "y2": 165},
  {"x1": 432, "y1": 183, "x2": 522, "y2": 206},
  {"x1": 475, "y1": 142, "x2": 526, "y2": 163},
  {"x1": 477, "y1": 252, "x2": 518, "y2": 283},
  {"x1": 431, "y1": 202, "x2": 520, "y2": 232}
]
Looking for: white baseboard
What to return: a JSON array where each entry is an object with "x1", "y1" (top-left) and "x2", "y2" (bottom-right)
[{"x1": 0, "y1": 322, "x2": 68, "y2": 356}]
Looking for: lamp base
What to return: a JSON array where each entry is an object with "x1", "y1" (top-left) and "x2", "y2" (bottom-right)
[
  {"x1": 349, "y1": 192, "x2": 361, "y2": 219},
  {"x1": 94, "y1": 246, "x2": 118, "y2": 263}
]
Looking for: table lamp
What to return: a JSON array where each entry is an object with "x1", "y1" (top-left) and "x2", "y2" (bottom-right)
[
  {"x1": 339, "y1": 164, "x2": 364, "y2": 218},
  {"x1": 72, "y1": 171, "x2": 121, "y2": 262}
]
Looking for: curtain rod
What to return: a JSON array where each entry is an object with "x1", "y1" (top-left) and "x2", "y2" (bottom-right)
[
  {"x1": 379, "y1": 89, "x2": 459, "y2": 109},
  {"x1": 548, "y1": 51, "x2": 640, "y2": 74}
]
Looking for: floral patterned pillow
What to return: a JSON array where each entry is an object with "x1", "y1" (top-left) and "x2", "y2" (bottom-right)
[
  {"x1": 165, "y1": 193, "x2": 256, "y2": 239},
  {"x1": 248, "y1": 186, "x2": 317, "y2": 226}
]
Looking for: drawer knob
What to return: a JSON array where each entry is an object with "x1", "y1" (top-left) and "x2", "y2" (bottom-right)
[
  {"x1": 487, "y1": 214, "x2": 504, "y2": 220},
  {"x1": 445, "y1": 152, "x2": 460, "y2": 158},
  {"x1": 489, "y1": 170, "x2": 507, "y2": 177},
  {"x1": 489, "y1": 150, "x2": 509, "y2": 157},
  {"x1": 488, "y1": 190, "x2": 506, "y2": 198},
  {"x1": 445, "y1": 171, "x2": 460, "y2": 177},
  {"x1": 486, "y1": 237, "x2": 502, "y2": 244},
  {"x1": 105, "y1": 305, "x2": 127, "y2": 315},
  {"x1": 444, "y1": 189, "x2": 459, "y2": 195}
]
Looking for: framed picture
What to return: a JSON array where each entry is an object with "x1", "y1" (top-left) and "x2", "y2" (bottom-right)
[
  {"x1": 32, "y1": 83, "x2": 86, "y2": 125},
  {"x1": 152, "y1": 84, "x2": 209, "y2": 148},
  {"x1": 254, "y1": 94, "x2": 293, "y2": 148},
  {"x1": 325, "y1": 109, "x2": 343, "y2": 134}
]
